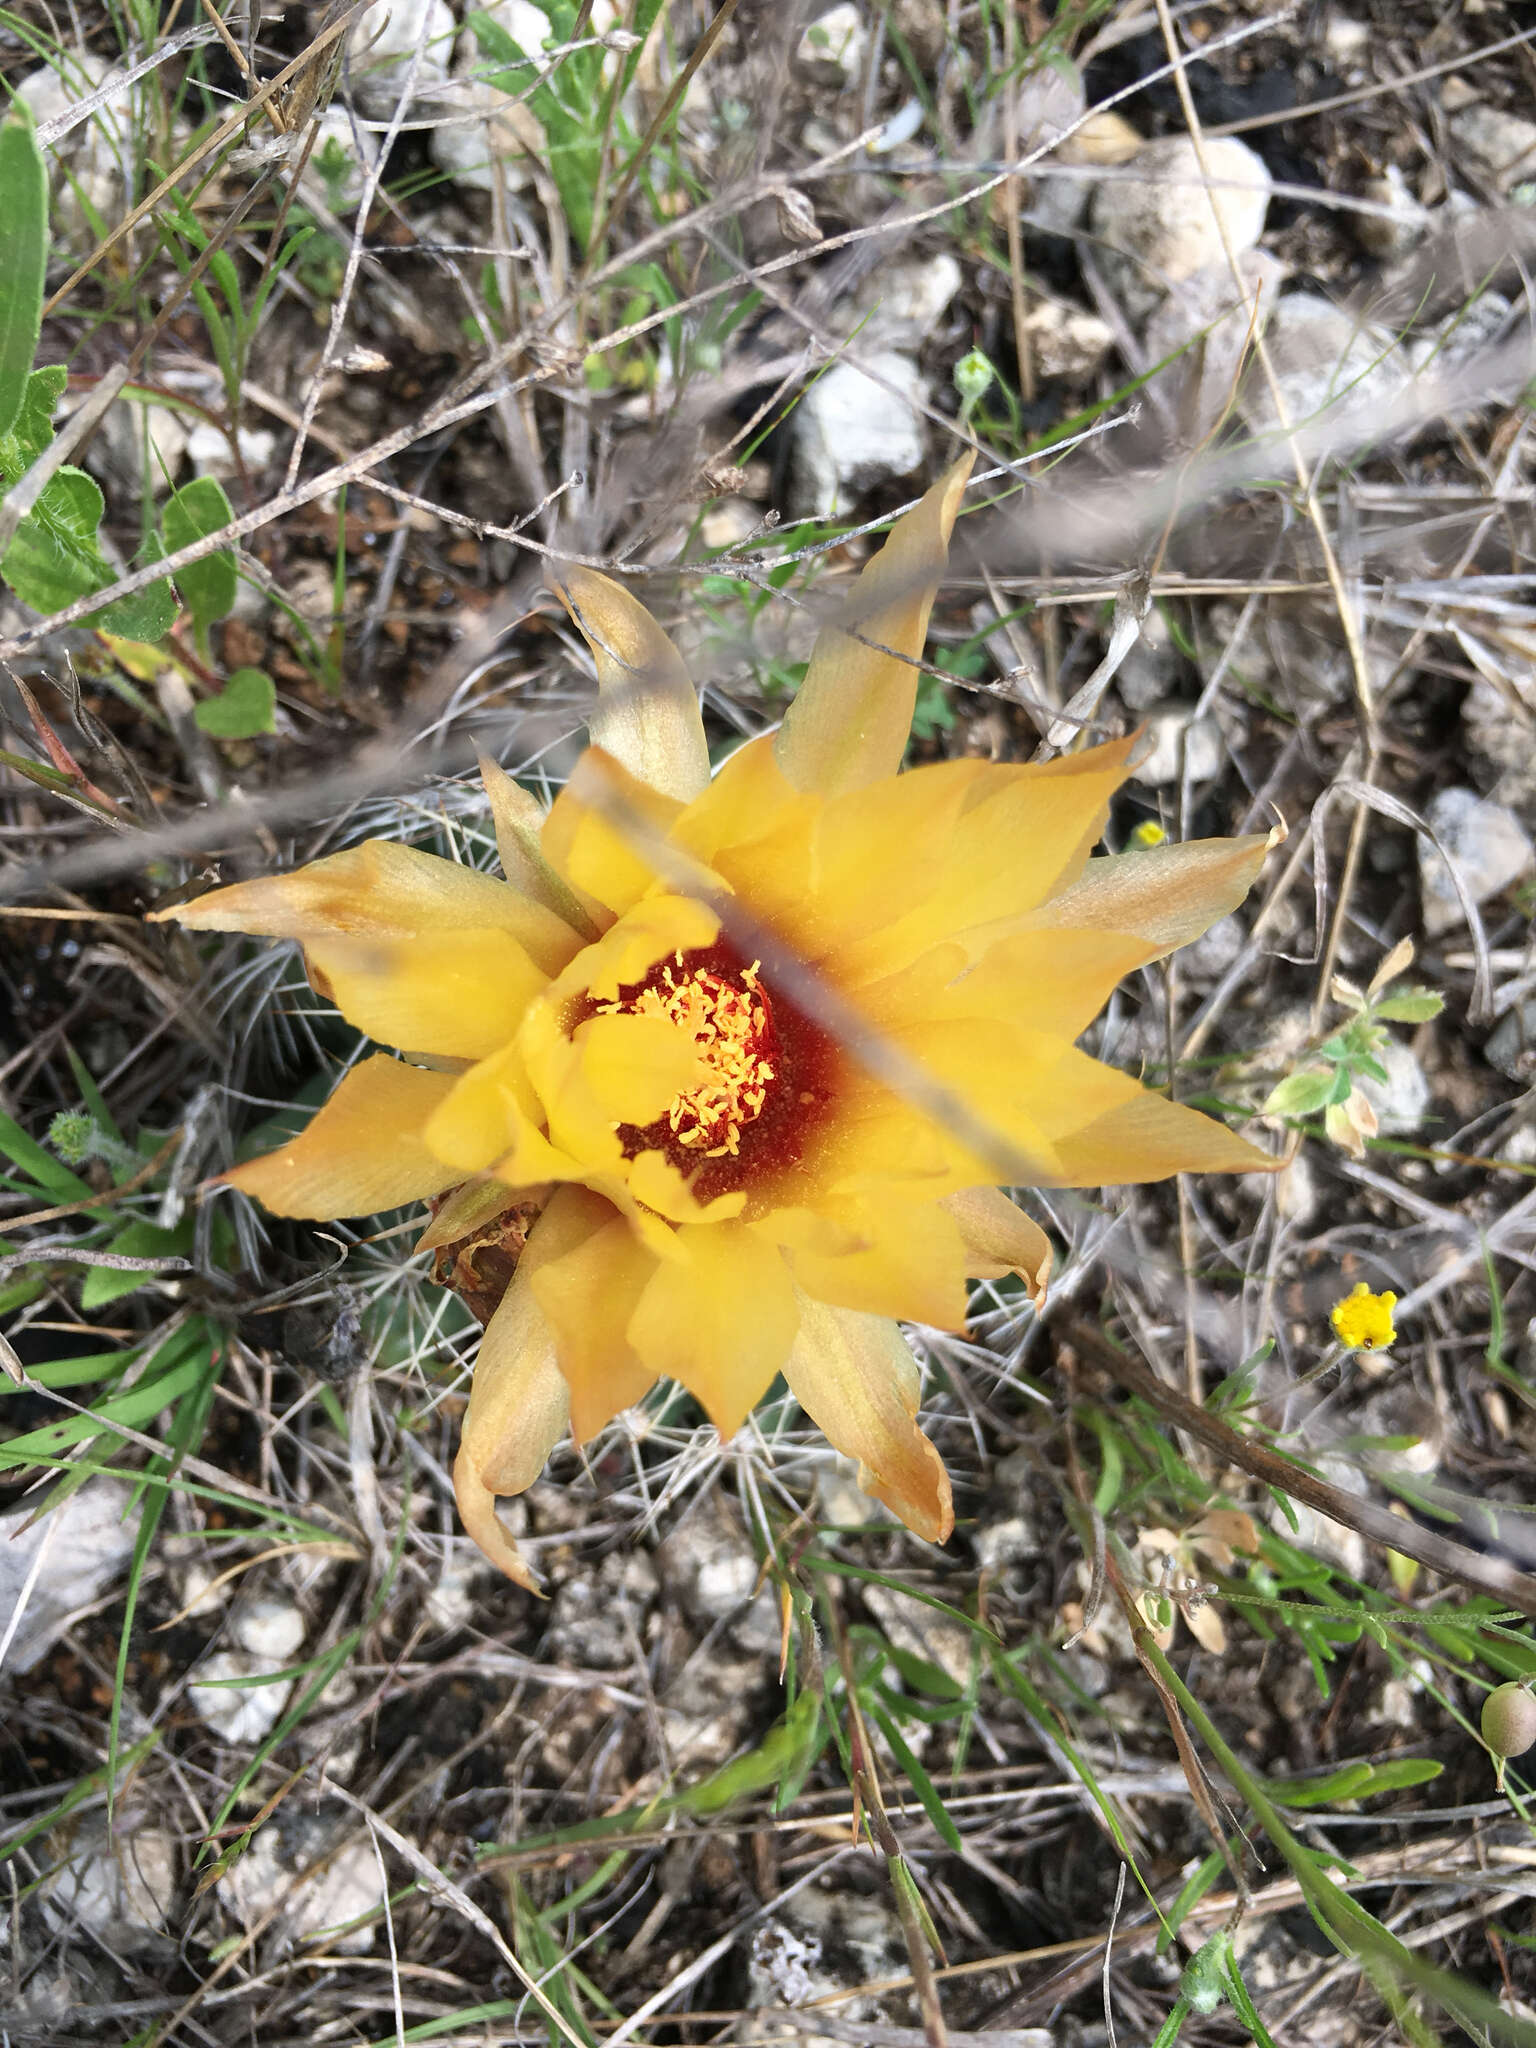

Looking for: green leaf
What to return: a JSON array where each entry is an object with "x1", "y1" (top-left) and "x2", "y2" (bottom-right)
[
  {"x1": 0, "y1": 107, "x2": 48, "y2": 442},
  {"x1": 1262, "y1": 1068, "x2": 1336, "y2": 1119},
  {"x1": 162, "y1": 475, "x2": 237, "y2": 641},
  {"x1": 1266, "y1": 1757, "x2": 1442, "y2": 1808},
  {"x1": 194, "y1": 666, "x2": 275, "y2": 738},
  {"x1": 1372, "y1": 989, "x2": 1445, "y2": 1024},
  {"x1": 79, "y1": 1217, "x2": 192, "y2": 1310},
  {"x1": 1, "y1": 461, "x2": 175, "y2": 636},
  {"x1": 0, "y1": 362, "x2": 67, "y2": 480},
  {"x1": 863, "y1": 1699, "x2": 964, "y2": 1850}
]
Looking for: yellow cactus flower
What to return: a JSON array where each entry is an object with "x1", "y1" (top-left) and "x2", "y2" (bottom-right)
[
  {"x1": 1330, "y1": 1281, "x2": 1398, "y2": 1352},
  {"x1": 149, "y1": 455, "x2": 1276, "y2": 1588}
]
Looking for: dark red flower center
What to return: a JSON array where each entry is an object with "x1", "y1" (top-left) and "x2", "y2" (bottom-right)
[{"x1": 587, "y1": 940, "x2": 841, "y2": 1207}]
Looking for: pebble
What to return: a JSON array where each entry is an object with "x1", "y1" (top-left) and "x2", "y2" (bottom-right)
[
  {"x1": 859, "y1": 1581, "x2": 973, "y2": 1690},
  {"x1": 232, "y1": 1596, "x2": 307, "y2": 1662},
  {"x1": 188, "y1": 1648, "x2": 295, "y2": 1746},
  {"x1": 834, "y1": 252, "x2": 962, "y2": 352},
  {"x1": 348, "y1": 0, "x2": 455, "y2": 117},
  {"x1": 745, "y1": 1889, "x2": 907, "y2": 2031},
  {"x1": 1091, "y1": 134, "x2": 1271, "y2": 316},
  {"x1": 656, "y1": 1497, "x2": 769, "y2": 1629},
  {"x1": 1241, "y1": 289, "x2": 1408, "y2": 435},
  {"x1": 544, "y1": 1551, "x2": 657, "y2": 1670},
  {"x1": 0, "y1": 1480, "x2": 136, "y2": 1674},
  {"x1": 14, "y1": 53, "x2": 133, "y2": 254},
  {"x1": 1019, "y1": 298, "x2": 1114, "y2": 379},
  {"x1": 1418, "y1": 786, "x2": 1534, "y2": 936},
  {"x1": 1115, "y1": 605, "x2": 1179, "y2": 709},
  {"x1": 185, "y1": 422, "x2": 277, "y2": 479},
  {"x1": 427, "y1": 2, "x2": 554, "y2": 194},
  {"x1": 86, "y1": 398, "x2": 190, "y2": 495},
  {"x1": 1449, "y1": 102, "x2": 1536, "y2": 194},
  {"x1": 1141, "y1": 248, "x2": 1289, "y2": 442},
  {"x1": 38, "y1": 1818, "x2": 176, "y2": 1953},
  {"x1": 1130, "y1": 703, "x2": 1224, "y2": 787},
  {"x1": 1356, "y1": 164, "x2": 1428, "y2": 260},
  {"x1": 1483, "y1": 1001, "x2": 1536, "y2": 1083},
  {"x1": 795, "y1": 3, "x2": 868, "y2": 86},
  {"x1": 790, "y1": 351, "x2": 927, "y2": 516},
  {"x1": 300, "y1": 106, "x2": 380, "y2": 214},
  {"x1": 1356, "y1": 1039, "x2": 1431, "y2": 1135},
  {"x1": 222, "y1": 1810, "x2": 384, "y2": 1953}
]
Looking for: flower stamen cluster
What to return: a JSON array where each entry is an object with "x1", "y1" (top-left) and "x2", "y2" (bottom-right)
[{"x1": 597, "y1": 952, "x2": 777, "y2": 1158}]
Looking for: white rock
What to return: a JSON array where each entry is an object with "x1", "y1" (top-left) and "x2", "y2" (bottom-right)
[
  {"x1": 1020, "y1": 298, "x2": 1114, "y2": 378},
  {"x1": 38, "y1": 1819, "x2": 176, "y2": 1952},
  {"x1": 1449, "y1": 102, "x2": 1536, "y2": 193},
  {"x1": 1419, "y1": 785, "x2": 1534, "y2": 935},
  {"x1": 790, "y1": 350, "x2": 927, "y2": 516},
  {"x1": 427, "y1": 3, "x2": 563, "y2": 194},
  {"x1": 85, "y1": 399, "x2": 190, "y2": 495},
  {"x1": 1242, "y1": 289, "x2": 1408, "y2": 435},
  {"x1": 1131, "y1": 703, "x2": 1224, "y2": 787},
  {"x1": 835, "y1": 252, "x2": 962, "y2": 351},
  {"x1": 14, "y1": 53, "x2": 133, "y2": 253},
  {"x1": 348, "y1": 0, "x2": 455, "y2": 117},
  {"x1": 1142, "y1": 250, "x2": 1288, "y2": 442},
  {"x1": 1356, "y1": 164, "x2": 1427, "y2": 259},
  {"x1": 222, "y1": 1812, "x2": 383, "y2": 1953},
  {"x1": 1322, "y1": 16, "x2": 1371, "y2": 63},
  {"x1": 1484, "y1": 1002, "x2": 1536, "y2": 1083},
  {"x1": 232, "y1": 1595, "x2": 306, "y2": 1662},
  {"x1": 185, "y1": 422, "x2": 278, "y2": 479},
  {"x1": 860, "y1": 1582, "x2": 972, "y2": 1689},
  {"x1": 1357, "y1": 1038, "x2": 1431, "y2": 1135},
  {"x1": 1414, "y1": 290, "x2": 1514, "y2": 379},
  {"x1": 188, "y1": 1648, "x2": 294, "y2": 1745},
  {"x1": 0, "y1": 1480, "x2": 136, "y2": 1674},
  {"x1": 1091, "y1": 135, "x2": 1271, "y2": 314},
  {"x1": 300, "y1": 106, "x2": 380, "y2": 214},
  {"x1": 796, "y1": 4, "x2": 868, "y2": 85},
  {"x1": 699, "y1": 495, "x2": 762, "y2": 551},
  {"x1": 1115, "y1": 604, "x2": 1178, "y2": 709},
  {"x1": 1273, "y1": 1147, "x2": 1319, "y2": 1227},
  {"x1": 425, "y1": 1547, "x2": 482, "y2": 1631}
]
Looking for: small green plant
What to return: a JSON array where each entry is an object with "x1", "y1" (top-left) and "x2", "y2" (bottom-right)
[
  {"x1": 1262, "y1": 938, "x2": 1443, "y2": 1157},
  {"x1": 467, "y1": 0, "x2": 665, "y2": 256}
]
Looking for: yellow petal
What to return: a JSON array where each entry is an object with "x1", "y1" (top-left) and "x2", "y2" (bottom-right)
[
  {"x1": 774, "y1": 453, "x2": 975, "y2": 796},
  {"x1": 1028, "y1": 1045, "x2": 1277, "y2": 1185},
  {"x1": 941, "y1": 928, "x2": 1159, "y2": 1042},
  {"x1": 542, "y1": 748, "x2": 688, "y2": 917},
  {"x1": 1015, "y1": 833, "x2": 1273, "y2": 956},
  {"x1": 549, "y1": 564, "x2": 711, "y2": 801},
  {"x1": 424, "y1": 1039, "x2": 601, "y2": 1197},
  {"x1": 570, "y1": 1010, "x2": 705, "y2": 1126},
  {"x1": 771, "y1": 1198, "x2": 969, "y2": 1330},
  {"x1": 524, "y1": 1186, "x2": 659, "y2": 1442},
  {"x1": 305, "y1": 926, "x2": 548, "y2": 1061},
  {"x1": 834, "y1": 737, "x2": 1140, "y2": 983},
  {"x1": 223, "y1": 1055, "x2": 460, "y2": 1217},
  {"x1": 942, "y1": 1187, "x2": 1051, "y2": 1303},
  {"x1": 671, "y1": 733, "x2": 809, "y2": 867},
  {"x1": 782, "y1": 1294, "x2": 953, "y2": 1542},
  {"x1": 627, "y1": 1221, "x2": 799, "y2": 1438},
  {"x1": 153, "y1": 838, "x2": 581, "y2": 979},
  {"x1": 477, "y1": 750, "x2": 604, "y2": 938},
  {"x1": 453, "y1": 1261, "x2": 570, "y2": 1591}
]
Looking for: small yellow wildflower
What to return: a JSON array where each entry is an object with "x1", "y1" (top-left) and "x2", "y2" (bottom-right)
[
  {"x1": 1129, "y1": 820, "x2": 1167, "y2": 848},
  {"x1": 1330, "y1": 1281, "x2": 1398, "y2": 1352}
]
